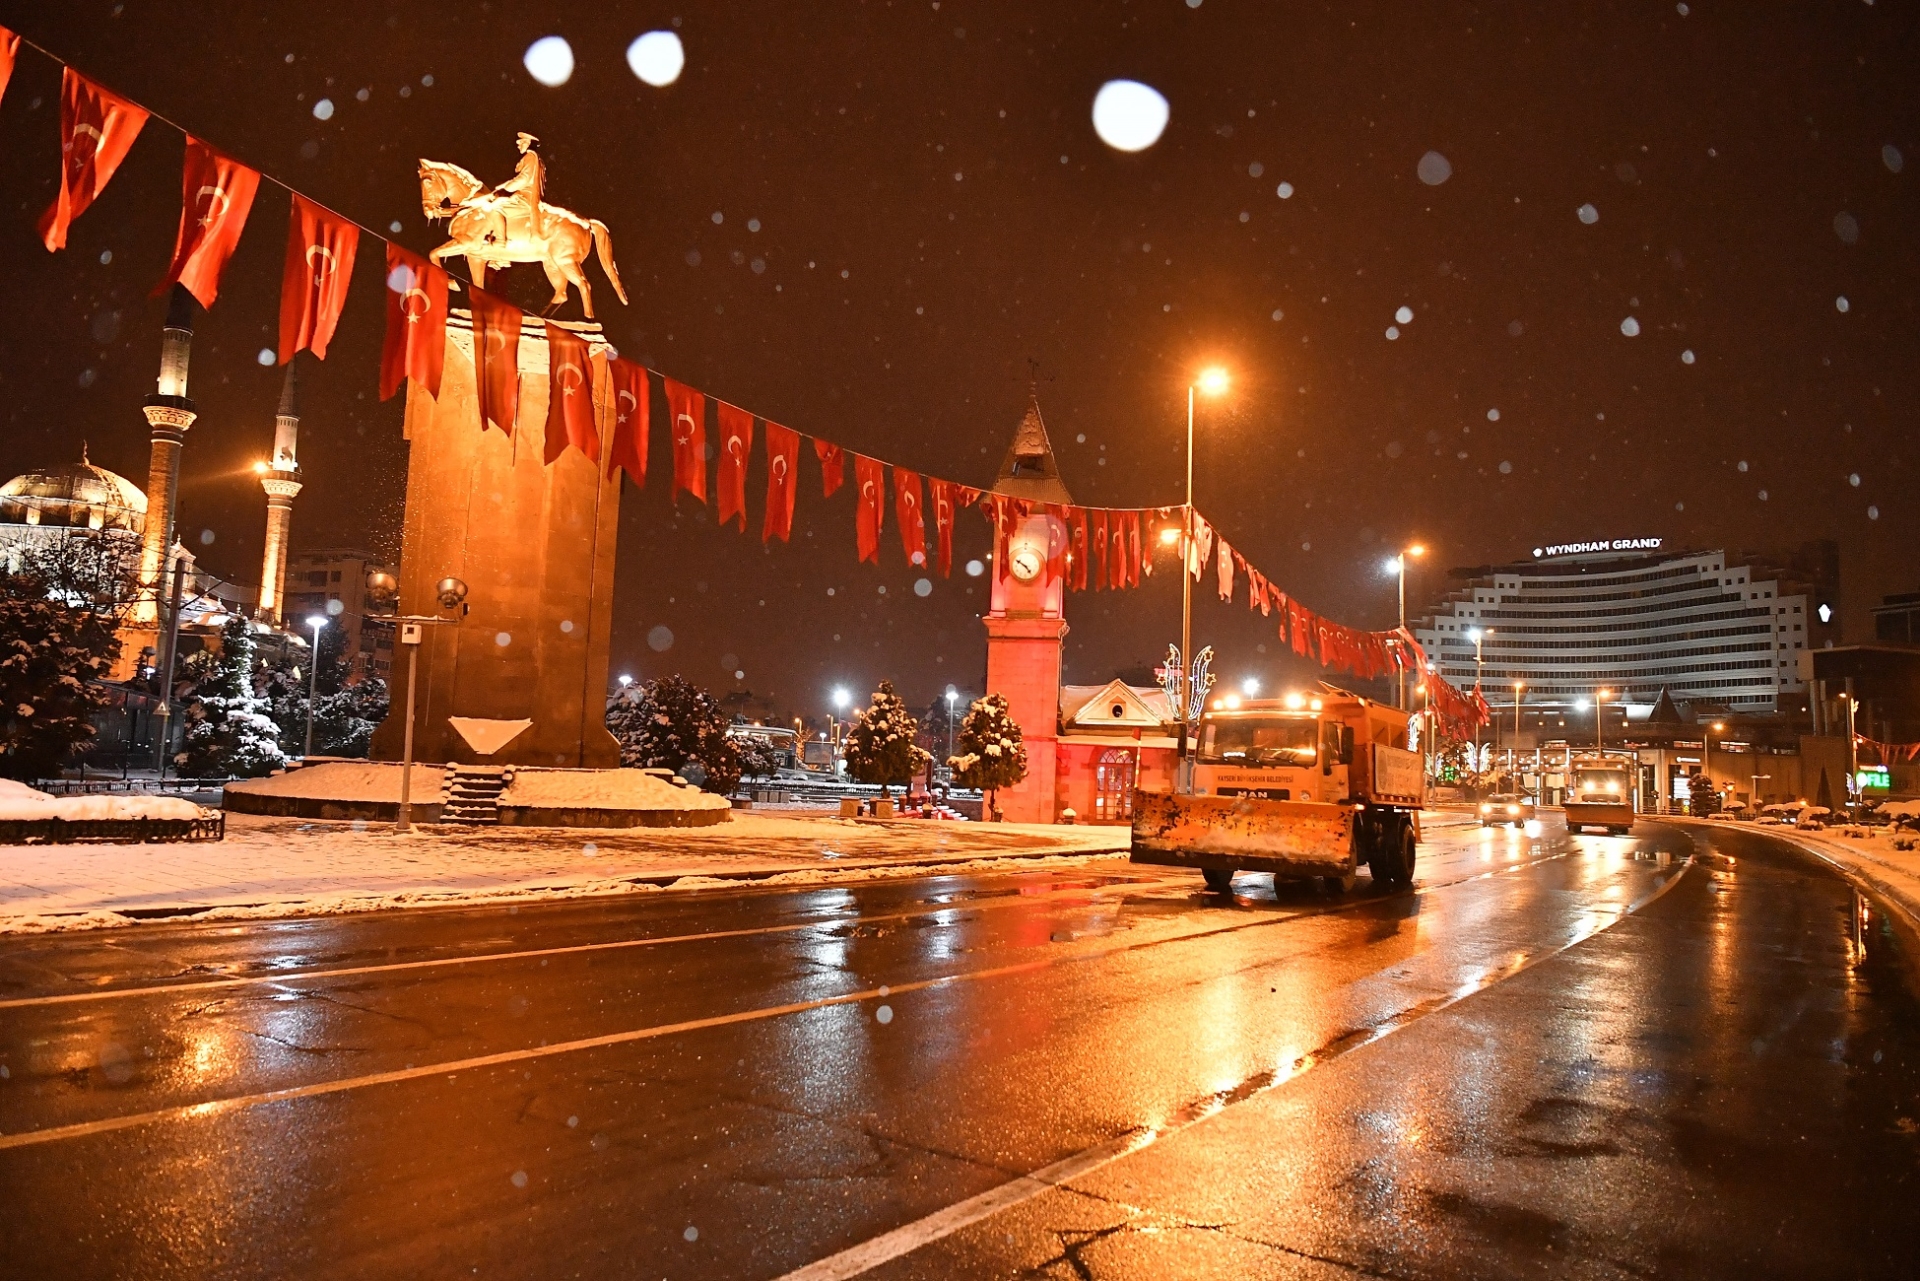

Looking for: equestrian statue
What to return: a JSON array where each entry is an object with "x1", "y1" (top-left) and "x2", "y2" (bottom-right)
[{"x1": 417, "y1": 133, "x2": 629, "y2": 318}]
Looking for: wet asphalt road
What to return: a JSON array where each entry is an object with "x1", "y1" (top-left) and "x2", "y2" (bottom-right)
[{"x1": 2, "y1": 819, "x2": 1918, "y2": 1280}]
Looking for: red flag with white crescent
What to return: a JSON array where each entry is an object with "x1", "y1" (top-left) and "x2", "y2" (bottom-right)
[
  {"x1": 762, "y1": 422, "x2": 800, "y2": 543},
  {"x1": 469, "y1": 286, "x2": 521, "y2": 436},
  {"x1": 277, "y1": 193, "x2": 360, "y2": 362},
  {"x1": 379, "y1": 244, "x2": 447, "y2": 401},
  {"x1": 814, "y1": 439, "x2": 846, "y2": 498},
  {"x1": 606, "y1": 358, "x2": 648, "y2": 486},
  {"x1": 155, "y1": 137, "x2": 259, "y2": 308},
  {"x1": 665, "y1": 378, "x2": 707, "y2": 504},
  {"x1": 543, "y1": 323, "x2": 598, "y2": 465},
  {"x1": 1070, "y1": 508, "x2": 1090, "y2": 591},
  {"x1": 39, "y1": 69, "x2": 148, "y2": 252},
  {"x1": 893, "y1": 468, "x2": 927, "y2": 569},
  {"x1": 929, "y1": 480, "x2": 960, "y2": 576},
  {"x1": 1091, "y1": 510, "x2": 1109, "y2": 590},
  {"x1": 0, "y1": 27, "x2": 19, "y2": 112},
  {"x1": 854, "y1": 454, "x2": 885, "y2": 564},
  {"x1": 716, "y1": 402, "x2": 754, "y2": 530}
]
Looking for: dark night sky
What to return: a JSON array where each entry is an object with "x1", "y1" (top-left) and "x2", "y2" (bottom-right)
[{"x1": 0, "y1": 2, "x2": 1912, "y2": 717}]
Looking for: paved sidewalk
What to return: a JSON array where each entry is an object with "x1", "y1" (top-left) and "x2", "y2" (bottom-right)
[{"x1": 0, "y1": 812, "x2": 1132, "y2": 933}]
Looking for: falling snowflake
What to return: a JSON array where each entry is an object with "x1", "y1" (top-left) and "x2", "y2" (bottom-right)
[
  {"x1": 1417, "y1": 150, "x2": 1452, "y2": 185},
  {"x1": 1620, "y1": 316, "x2": 1641, "y2": 337},
  {"x1": 1577, "y1": 203, "x2": 1599, "y2": 224}
]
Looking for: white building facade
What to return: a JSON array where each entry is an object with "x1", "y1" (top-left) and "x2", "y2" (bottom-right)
[{"x1": 1416, "y1": 543, "x2": 1838, "y2": 715}]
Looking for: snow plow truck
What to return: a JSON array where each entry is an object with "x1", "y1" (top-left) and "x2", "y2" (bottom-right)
[{"x1": 1130, "y1": 689, "x2": 1424, "y2": 893}]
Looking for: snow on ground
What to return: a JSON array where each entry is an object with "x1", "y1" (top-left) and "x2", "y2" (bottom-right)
[
  {"x1": 0, "y1": 780, "x2": 212, "y2": 822},
  {"x1": 501, "y1": 766, "x2": 729, "y2": 813},
  {"x1": 0, "y1": 811, "x2": 1131, "y2": 934},
  {"x1": 226, "y1": 760, "x2": 444, "y2": 801}
]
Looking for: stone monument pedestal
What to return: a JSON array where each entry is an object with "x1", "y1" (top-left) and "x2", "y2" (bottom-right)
[{"x1": 368, "y1": 311, "x2": 622, "y2": 768}]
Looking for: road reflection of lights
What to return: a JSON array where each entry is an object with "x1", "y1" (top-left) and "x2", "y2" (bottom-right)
[{"x1": 1524, "y1": 819, "x2": 1543, "y2": 838}]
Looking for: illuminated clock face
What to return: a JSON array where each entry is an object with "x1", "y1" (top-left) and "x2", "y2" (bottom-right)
[{"x1": 1009, "y1": 543, "x2": 1044, "y2": 582}]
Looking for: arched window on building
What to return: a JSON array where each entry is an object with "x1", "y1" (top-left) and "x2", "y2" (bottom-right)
[{"x1": 1095, "y1": 747, "x2": 1138, "y2": 822}]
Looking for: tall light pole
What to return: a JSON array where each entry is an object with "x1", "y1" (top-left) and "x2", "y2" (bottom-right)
[
  {"x1": 1177, "y1": 366, "x2": 1230, "y2": 787},
  {"x1": 1392, "y1": 544, "x2": 1426, "y2": 708},
  {"x1": 945, "y1": 687, "x2": 958, "y2": 765},
  {"x1": 1843, "y1": 694, "x2": 1860, "y2": 812},
  {"x1": 396, "y1": 575, "x2": 467, "y2": 833},
  {"x1": 303, "y1": 615, "x2": 328, "y2": 758},
  {"x1": 1703, "y1": 720, "x2": 1724, "y2": 807},
  {"x1": 1511, "y1": 679, "x2": 1524, "y2": 785},
  {"x1": 1594, "y1": 687, "x2": 1612, "y2": 755},
  {"x1": 1468, "y1": 628, "x2": 1489, "y2": 783}
]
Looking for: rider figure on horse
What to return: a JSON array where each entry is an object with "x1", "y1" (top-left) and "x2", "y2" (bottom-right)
[{"x1": 490, "y1": 132, "x2": 545, "y2": 244}]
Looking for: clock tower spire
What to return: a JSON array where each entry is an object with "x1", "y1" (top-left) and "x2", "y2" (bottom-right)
[{"x1": 981, "y1": 393, "x2": 1070, "y2": 822}]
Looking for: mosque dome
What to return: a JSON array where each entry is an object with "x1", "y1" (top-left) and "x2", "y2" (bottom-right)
[{"x1": 0, "y1": 451, "x2": 147, "y2": 533}]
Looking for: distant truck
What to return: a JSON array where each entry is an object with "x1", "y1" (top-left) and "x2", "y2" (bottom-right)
[
  {"x1": 1130, "y1": 690, "x2": 1424, "y2": 893},
  {"x1": 1564, "y1": 753, "x2": 1637, "y2": 835}
]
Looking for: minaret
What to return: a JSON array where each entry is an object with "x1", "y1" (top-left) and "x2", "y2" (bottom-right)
[
  {"x1": 134, "y1": 286, "x2": 198, "y2": 625},
  {"x1": 257, "y1": 359, "x2": 304, "y2": 624}
]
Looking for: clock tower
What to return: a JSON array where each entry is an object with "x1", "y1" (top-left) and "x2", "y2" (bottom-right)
[{"x1": 982, "y1": 395, "x2": 1071, "y2": 823}]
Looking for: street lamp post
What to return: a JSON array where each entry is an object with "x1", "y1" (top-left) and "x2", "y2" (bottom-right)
[
  {"x1": 1843, "y1": 694, "x2": 1860, "y2": 812},
  {"x1": 1468, "y1": 628, "x2": 1489, "y2": 784},
  {"x1": 1594, "y1": 687, "x2": 1612, "y2": 755},
  {"x1": 1393, "y1": 544, "x2": 1426, "y2": 709},
  {"x1": 945, "y1": 687, "x2": 958, "y2": 767},
  {"x1": 1511, "y1": 680, "x2": 1524, "y2": 785},
  {"x1": 1177, "y1": 366, "x2": 1230, "y2": 789},
  {"x1": 396, "y1": 575, "x2": 468, "y2": 833},
  {"x1": 1703, "y1": 720, "x2": 1724, "y2": 809},
  {"x1": 303, "y1": 615, "x2": 328, "y2": 758}
]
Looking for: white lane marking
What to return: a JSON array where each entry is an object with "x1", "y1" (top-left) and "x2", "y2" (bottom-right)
[
  {"x1": 0, "y1": 876, "x2": 1177, "y2": 1011},
  {"x1": 0, "y1": 844, "x2": 1609, "y2": 1151},
  {"x1": 771, "y1": 854, "x2": 1696, "y2": 1281}
]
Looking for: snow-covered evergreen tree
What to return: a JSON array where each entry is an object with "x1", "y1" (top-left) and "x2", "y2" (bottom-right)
[
  {"x1": 260, "y1": 621, "x2": 387, "y2": 757},
  {"x1": 605, "y1": 674, "x2": 741, "y2": 795},
  {"x1": 843, "y1": 680, "x2": 932, "y2": 796},
  {"x1": 0, "y1": 563, "x2": 120, "y2": 780},
  {"x1": 175, "y1": 616, "x2": 287, "y2": 778},
  {"x1": 948, "y1": 693, "x2": 1028, "y2": 818}
]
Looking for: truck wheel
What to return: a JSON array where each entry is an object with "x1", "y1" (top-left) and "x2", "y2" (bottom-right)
[
  {"x1": 1320, "y1": 873, "x2": 1358, "y2": 894},
  {"x1": 1371, "y1": 821, "x2": 1416, "y2": 891},
  {"x1": 1201, "y1": 867, "x2": 1235, "y2": 893}
]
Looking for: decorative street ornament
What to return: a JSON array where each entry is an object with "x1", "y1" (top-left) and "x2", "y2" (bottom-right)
[
  {"x1": 416, "y1": 133, "x2": 630, "y2": 317},
  {"x1": 1187, "y1": 646, "x2": 1216, "y2": 723},
  {"x1": 1156, "y1": 643, "x2": 1186, "y2": 719}
]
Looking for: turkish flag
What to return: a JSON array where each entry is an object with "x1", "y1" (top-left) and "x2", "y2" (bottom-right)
[
  {"x1": 277, "y1": 193, "x2": 360, "y2": 362},
  {"x1": 39, "y1": 69, "x2": 148, "y2": 252},
  {"x1": 854, "y1": 454, "x2": 885, "y2": 565},
  {"x1": 814, "y1": 439, "x2": 845, "y2": 498},
  {"x1": 155, "y1": 138, "x2": 259, "y2": 308},
  {"x1": 469, "y1": 286, "x2": 521, "y2": 436},
  {"x1": 606, "y1": 358, "x2": 648, "y2": 486},
  {"x1": 0, "y1": 27, "x2": 18, "y2": 112},
  {"x1": 893, "y1": 468, "x2": 927, "y2": 569},
  {"x1": 379, "y1": 244, "x2": 447, "y2": 401},
  {"x1": 762, "y1": 422, "x2": 800, "y2": 543},
  {"x1": 716, "y1": 403, "x2": 754, "y2": 530},
  {"x1": 1098, "y1": 510, "x2": 1113, "y2": 591},
  {"x1": 544, "y1": 323, "x2": 598, "y2": 465},
  {"x1": 1070, "y1": 508, "x2": 1089, "y2": 591},
  {"x1": 930, "y1": 480, "x2": 965, "y2": 576},
  {"x1": 665, "y1": 378, "x2": 706, "y2": 504},
  {"x1": 1126, "y1": 511, "x2": 1142, "y2": 588}
]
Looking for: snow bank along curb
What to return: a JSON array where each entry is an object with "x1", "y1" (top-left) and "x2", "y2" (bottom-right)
[{"x1": 0, "y1": 846, "x2": 1126, "y2": 936}]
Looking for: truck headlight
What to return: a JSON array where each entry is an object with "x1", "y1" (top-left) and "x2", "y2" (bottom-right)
[{"x1": 1506, "y1": 804, "x2": 1519, "y2": 815}]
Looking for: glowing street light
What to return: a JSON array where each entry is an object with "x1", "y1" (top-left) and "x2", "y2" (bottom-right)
[
  {"x1": 617, "y1": 673, "x2": 634, "y2": 688},
  {"x1": 303, "y1": 615, "x2": 327, "y2": 758},
  {"x1": 945, "y1": 686, "x2": 958, "y2": 765},
  {"x1": 1175, "y1": 364, "x2": 1233, "y2": 787},
  {"x1": 1241, "y1": 676, "x2": 1260, "y2": 697},
  {"x1": 831, "y1": 687, "x2": 852, "y2": 712},
  {"x1": 1392, "y1": 543, "x2": 1426, "y2": 708}
]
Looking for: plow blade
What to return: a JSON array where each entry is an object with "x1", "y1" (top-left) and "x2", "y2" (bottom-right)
[{"x1": 1129, "y1": 792, "x2": 1355, "y2": 878}]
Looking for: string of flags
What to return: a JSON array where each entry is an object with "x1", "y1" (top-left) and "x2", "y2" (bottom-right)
[{"x1": 7, "y1": 34, "x2": 1486, "y2": 735}]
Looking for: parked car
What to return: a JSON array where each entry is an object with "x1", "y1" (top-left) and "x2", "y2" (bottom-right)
[{"x1": 1479, "y1": 793, "x2": 1536, "y2": 827}]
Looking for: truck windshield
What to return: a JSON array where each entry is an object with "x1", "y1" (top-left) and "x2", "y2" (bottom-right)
[
  {"x1": 1198, "y1": 715, "x2": 1318, "y2": 766},
  {"x1": 1573, "y1": 770, "x2": 1630, "y2": 796}
]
